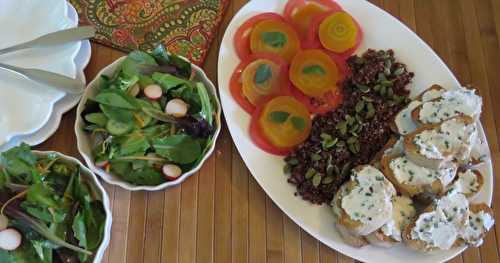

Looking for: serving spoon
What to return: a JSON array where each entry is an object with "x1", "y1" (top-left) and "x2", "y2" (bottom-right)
[{"x1": 0, "y1": 26, "x2": 95, "y2": 94}]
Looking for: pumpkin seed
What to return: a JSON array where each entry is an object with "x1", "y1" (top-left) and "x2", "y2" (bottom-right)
[
  {"x1": 312, "y1": 174, "x2": 322, "y2": 187},
  {"x1": 311, "y1": 153, "x2": 322, "y2": 161},
  {"x1": 381, "y1": 80, "x2": 393, "y2": 87},
  {"x1": 347, "y1": 136, "x2": 358, "y2": 145},
  {"x1": 357, "y1": 84, "x2": 370, "y2": 93},
  {"x1": 355, "y1": 100, "x2": 365, "y2": 112},
  {"x1": 378, "y1": 72, "x2": 387, "y2": 82},
  {"x1": 336, "y1": 121, "x2": 347, "y2": 136},
  {"x1": 341, "y1": 162, "x2": 352, "y2": 177},
  {"x1": 384, "y1": 59, "x2": 392, "y2": 71},
  {"x1": 373, "y1": 84, "x2": 381, "y2": 92},
  {"x1": 305, "y1": 168, "x2": 316, "y2": 179},
  {"x1": 366, "y1": 103, "x2": 375, "y2": 119},
  {"x1": 283, "y1": 164, "x2": 292, "y2": 174},
  {"x1": 384, "y1": 67, "x2": 391, "y2": 76},
  {"x1": 326, "y1": 164, "x2": 334, "y2": 176},
  {"x1": 334, "y1": 165, "x2": 340, "y2": 175},
  {"x1": 355, "y1": 114, "x2": 363, "y2": 123},
  {"x1": 362, "y1": 96, "x2": 374, "y2": 102},
  {"x1": 345, "y1": 114, "x2": 355, "y2": 126},
  {"x1": 394, "y1": 67, "x2": 405, "y2": 76},
  {"x1": 322, "y1": 137, "x2": 338, "y2": 149},
  {"x1": 336, "y1": 140, "x2": 346, "y2": 148},
  {"x1": 288, "y1": 158, "x2": 299, "y2": 166},
  {"x1": 322, "y1": 176, "x2": 334, "y2": 185},
  {"x1": 387, "y1": 87, "x2": 394, "y2": 97}
]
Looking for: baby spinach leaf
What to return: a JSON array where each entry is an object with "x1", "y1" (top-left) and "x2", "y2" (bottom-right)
[
  {"x1": 153, "y1": 135, "x2": 201, "y2": 164},
  {"x1": 121, "y1": 51, "x2": 157, "y2": 78},
  {"x1": 108, "y1": 73, "x2": 139, "y2": 92},
  {"x1": 121, "y1": 166, "x2": 165, "y2": 186},
  {"x1": 302, "y1": 65, "x2": 326, "y2": 75},
  {"x1": 84, "y1": 113, "x2": 108, "y2": 127},
  {"x1": 170, "y1": 85, "x2": 202, "y2": 113},
  {"x1": 26, "y1": 183, "x2": 59, "y2": 208},
  {"x1": 269, "y1": 111, "x2": 290, "y2": 123},
  {"x1": 100, "y1": 104, "x2": 135, "y2": 123},
  {"x1": 0, "y1": 143, "x2": 37, "y2": 178},
  {"x1": 261, "y1": 31, "x2": 287, "y2": 48},
  {"x1": 291, "y1": 116, "x2": 306, "y2": 131},
  {"x1": 114, "y1": 131, "x2": 150, "y2": 157},
  {"x1": 152, "y1": 72, "x2": 190, "y2": 91},
  {"x1": 196, "y1": 82, "x2": 214, "y2": 125},
  {"x1": 72, "y1": 212, "x2": 87, "y2": 250},
  {"x1": 93, "y1": 89, "x2": 140, "y2": 110},
  {"x1": 254, "y1": 64, "x2": 272, "y2": 84}
]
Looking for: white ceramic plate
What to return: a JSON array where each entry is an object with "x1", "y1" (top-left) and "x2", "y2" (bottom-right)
[
  {"x1": 75, "y1": 57, "x2": 222, "y2": 191},
  {"x1": 217, "y1": 1, "x2": 494, "y2": 262},
  {"x1": 0, "y1": 0, "x2": 85, "y2": 149},
  {"x1": 33, "y1": 150, "x2": 112, "y2": 263}
]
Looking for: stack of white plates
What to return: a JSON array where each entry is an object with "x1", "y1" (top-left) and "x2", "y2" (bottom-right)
[{"x1": 0, "y1": 0, "x2": 91, "y2": 151}]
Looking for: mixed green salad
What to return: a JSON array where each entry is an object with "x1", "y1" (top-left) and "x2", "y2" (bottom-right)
[
  {"x1": 82, "y1": 45, "x2": 217, "y2": 186},
  {"x1": 0, "y1": 144, "x2": 106, "y2": 263}
]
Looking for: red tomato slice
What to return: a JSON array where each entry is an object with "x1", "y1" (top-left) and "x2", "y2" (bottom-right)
[
  {"x1": 284, "y1": 0, "x2": 343, "y2": 40},
  {"x1": 233, "y1": 13, "x2": 285, "y2": 60},
  {"x1": 290, "y1": 87, "x2": 343, "y2": 114},
  {"x1": 305, "y1": 10, "x2": 363, "y2": 59},
  {"x1": 229, "y1": 53, "x2": 291, "y2": 114}
]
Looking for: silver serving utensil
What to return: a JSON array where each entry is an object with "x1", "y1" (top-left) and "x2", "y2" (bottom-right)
[
  {"x1": 0, "y1": 62, "x2": 84, "y2": 94},
  {"x1": 0, "y1": 26, "x2": 95, "y2": 56}
]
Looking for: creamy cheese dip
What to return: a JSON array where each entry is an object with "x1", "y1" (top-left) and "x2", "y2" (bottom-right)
[
  {"x1": 449, "y1": 169, "x2": 481, "y2": 197},
  {"x1": 395, "y1": 101, "x2": 422, "y2": 135},
  {"x1": 421, "y1": 88, "x2": 446, "y2": 102},
  {"x1": 389, "y1": 156, "x2": 456, "y2": 186},
  {"x1": 418, "y1": 88, "x2": 482, "y2": 124},
  {"x1": 381, "y1": 196, "x2": 416, "y2": 241},
  {"x1": 413, "y1": 118, "x2": 477, "y2": 161},
  {"x1": 341, "y1": 166, "x2": 394, "y2": 224}
]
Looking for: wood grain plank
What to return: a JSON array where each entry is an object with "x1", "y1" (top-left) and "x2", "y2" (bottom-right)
[
  {"x1": 232, "y1": 146, "x2": 249, "y2": 263},
  {"x1": 106, "y1": 187, "x2": 131, "y2": 263},
  {"x1": 143, "y1": 191, "x2": 165, "y2": 262},
  {"x1": 398, "y1": 0, "x2": 416, "y2": 30},
  {"x1": 266, "y1": 198, "x2": 284, "y2": 263},
  {"x1": 214, "y1": 127, "x2": 233, "y2": 263},
  {"x1": 196, "y1": 155, "x2": 216, "y2": 263},
  {"x1": 249, "y1": 177, "x2": 267, "y2": 263},
  {"x1": 319, "y1": 243, "x2": 337, "y2": 263},
  {"x1": 283, "y1": 217, "x2": 302, "y2": 263},
  {"x1": 301, "y1": 230, "x2": 319, "y2": 263},
  {"x1": 161, "y1": 186, "x2": 181, "y2": 263},
  {"x1": 178, "y1": 174, "x2": 199, "y2": 263},
  {"x1": 125, "y1": 192, "x2": 147, "y2": 263},
  {"x1": 337, "y1": 253, "x2": 355, "y2": 263}
]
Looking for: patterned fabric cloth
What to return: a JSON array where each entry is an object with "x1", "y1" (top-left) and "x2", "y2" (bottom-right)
[{"x1": 69, "y1": 0, "x2": 229, "y2": 65}]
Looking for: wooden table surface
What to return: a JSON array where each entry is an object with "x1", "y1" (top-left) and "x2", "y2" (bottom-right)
[{"x1": 35, "y1": 0, "x2": 500, "y2": 262}]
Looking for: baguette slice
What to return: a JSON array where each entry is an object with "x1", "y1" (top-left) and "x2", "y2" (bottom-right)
[
  {"x1": 366, "y1": 195, "x2": 416, "y2": 248},
  {"x1": 415, "y1": 84, "x2": 447, "y2": 102},
  {"x1": 391, "y1": 85, "x2": 447, "y2": 135},
  {"x1": 411, "y1": 87, "x2": 482, "y2": 126},
  {"x1": 332, "y1": 165, "x2": 395, "y2": 236},
  {"x1": 447, "y1": 169, "x2": 484, "y2": 200},
  {"x1": 404, "y1": 116, "x2": 477, "y2": 170},
  {"x1": 403, "y1": 191, "x2": 470, "y2": 252},
  {"x1": 381, "y1": 154, "x2": 457, "y2": 198},
  {"x1": 371, "y1": 136, "x2": 403, "y2": 167},
  {"x1": 459, "y1": 203, "x2": 495, "y2": 247}
]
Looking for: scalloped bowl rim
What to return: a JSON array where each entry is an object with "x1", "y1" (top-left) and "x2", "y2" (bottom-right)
[
  {"x1": 75, "y1": 56, "x2": 222, "y2": 191},
  {"x1": 32, "y1": 150, "x2": 112, "y2": 263}
]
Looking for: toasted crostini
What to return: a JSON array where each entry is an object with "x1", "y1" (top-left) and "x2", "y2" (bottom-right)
[
  {"x1": 332, "y1": 165, "x2": 396, "y2": 237},
  {"x1": 459, "y1": 203, "x2": 495, "y2": 247},
  {"x1": 414, "y1": 84, "x2": 447, "y2": 102},
  {"x1": 404, "y1": 116, "x2": 477, "y2": 170},
  {"x1": 366, "y1": 195, "x2": 416, "y2": 247},
  {"x1": 411, "y1": 87, "x2": 482, "y2": 126},
  {"x1": 447, "y1": 169, "x2": 484, "y2": 200}
]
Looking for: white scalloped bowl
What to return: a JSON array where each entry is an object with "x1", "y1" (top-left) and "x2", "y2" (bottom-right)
[
  {"x1": 75, "y1": 57, "x2": 222, "y2": 191},
  {"x1": 32, "y1": 150, "x2": 112, "y2": 263}
]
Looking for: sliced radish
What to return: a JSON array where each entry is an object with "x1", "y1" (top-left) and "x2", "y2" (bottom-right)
[
  {"x1": 144, "y1": 84, "x2": 163, "y2": 100},
  {"x1": 0, "y1": 215, "x2": 8, "y2": 231},
  {"x1": 162, "y1": 164, "x2": 182, "y2": 181},
  {"x1": 165, "y1": 99, "x2": 189, "y2": 117},
  {"x1": 95, "y1": 160, "x2": 109, "y2": 168},
  {"x1": 0, "y1": 228, "x2": 22, "y2": 251},
  {"x1": 129, "y1": 84, "x2": 141, "y2": 97}
]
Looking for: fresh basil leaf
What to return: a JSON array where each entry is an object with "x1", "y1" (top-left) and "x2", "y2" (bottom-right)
[
  {"x1": 254, "y1": 64, "x2": 272, "y2": 84},
  {"x1": 196, "y1": 82, "x2": 214, "y2": 125},
  {"x1": 153, "y1": 135, "x2": 201, "y2": 164},
  {"x1": 152, "y1": 44, "x2": 192, "y2": 78},
  {"x1": 152, "y1": 72, "x2": 191, "y2": 91},
  {"x1": 268, "y1": 111, "x2": 290, "y2": 123},
  {"x1": 93, "y1": 89, "x2": 140, "y2": 110},
  {"x1": 84, "y1": 113, "x2": 108, "y2": 127},
  {"x1": 291, "y1": 116, "x2": 306, "y2": 131},
  {"x1": 302, "y1": 65, "x2": 326, "y2": 75},
  {"x1": 261, "y1": 31, "x2": 287, "y2": 48}
]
